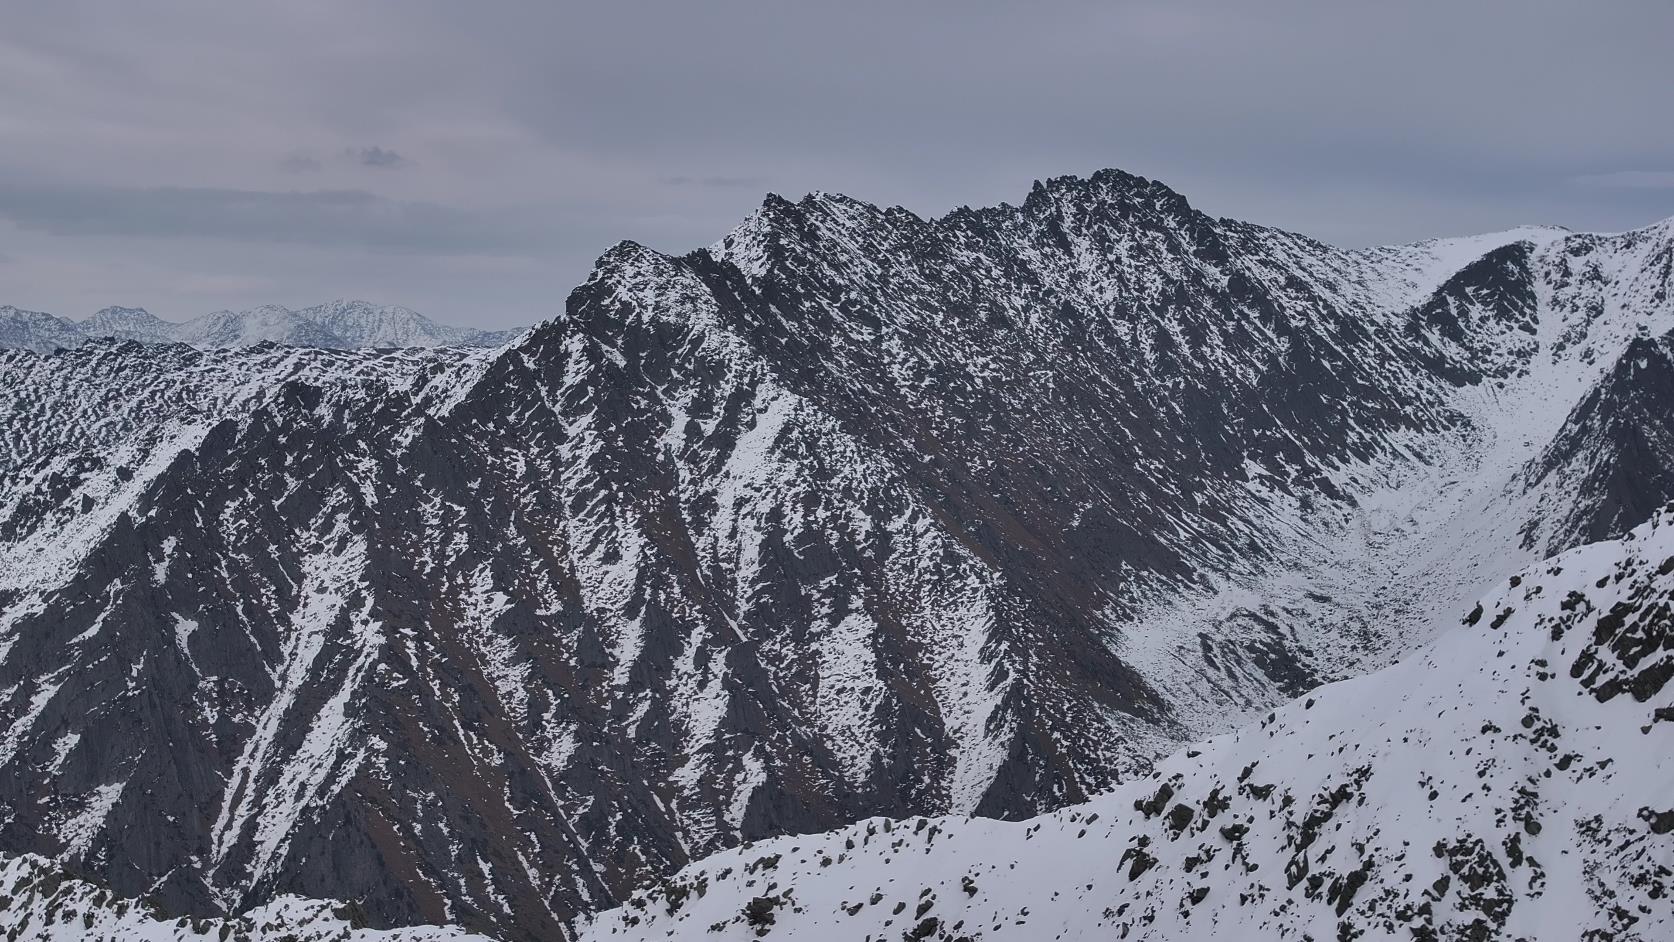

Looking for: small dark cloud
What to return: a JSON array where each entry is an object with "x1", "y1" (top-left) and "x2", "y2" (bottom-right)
[
  {"x1": 352, "y1": 146, "x2": 407, "y2": 169},
  {"x1": 279, "y1": 152, "x2": 321, "y2": 173},
  {"x1": 661, "y1": 174, "x2": 765, "y2": 189}
]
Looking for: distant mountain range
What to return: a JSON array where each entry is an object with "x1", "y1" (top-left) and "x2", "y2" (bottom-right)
[{"x1": 0, "y1": 299, "x2": 519, "y2": 352}]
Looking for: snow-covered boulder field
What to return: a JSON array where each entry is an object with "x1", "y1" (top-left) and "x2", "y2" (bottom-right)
[{"x1": 0, "y1": 853, "x2": 494, "y2": 942}]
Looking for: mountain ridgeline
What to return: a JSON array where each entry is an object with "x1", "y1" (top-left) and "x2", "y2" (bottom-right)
[
  {"x1": 0, "y1": 169, "x2": 1671, "y2": 940},
  {"x1": 0, "y1": 298, "x2": 517, "y2": 352}
]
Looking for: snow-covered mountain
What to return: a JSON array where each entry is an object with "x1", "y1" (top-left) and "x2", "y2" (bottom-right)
[
  {"x1": 300, "y1": 299, "x2": 519, "y2": 348},
  {"x1": 0, "y1": 170, "x2": 1671, "y2": 940},
  {"x1": 579, "y1": 504, "x2": 1674, "y2": 942},
  {"x1": 0, "y1": 305, "x2": 87, "y2": 355},
  {"x1": 82, "y1": 305, "x2": 177, "y2": 344},
  {"x1": 0, "y1": 300, "x2": 516, "y2": 352},
  {"x1": 171, "y1": 303, "x2": 351, "y2": 348}
]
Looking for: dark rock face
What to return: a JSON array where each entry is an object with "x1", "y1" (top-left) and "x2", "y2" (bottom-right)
[
  {"x1": 0, "y1": 173, "x2": 1670, "y2": 940},
  {"x1": 1520, "y1": 332, "x2": 1674, "y2": 553},
  {"x1": 1409, "y1": 242, "x2": 1540, "y2": 383}
]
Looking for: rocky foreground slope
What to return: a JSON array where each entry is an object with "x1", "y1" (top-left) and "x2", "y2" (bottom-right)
[
  {"x1": 0, "y1": 170, "x2": 1671, "y2": 939},
  {"x1": 579, "y1": 506, "x2": 1674, "y2": 942},
  {"x1": 0, "y1": 852, "x2": 491, "y2": 941}
]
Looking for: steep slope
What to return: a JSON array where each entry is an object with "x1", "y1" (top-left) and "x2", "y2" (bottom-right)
[
  {"x1": 578, "y1": 505, "x2": 1674, "y2": 942},
  {"x1": 0, "y1": 853, "x2": 491, "y2": 941},
  {"x1": 1516, "y1": 331, "x2": 1674, "y2": 555},
  {"x1": 0, "y1": 340, "x2": 475, "y2": 555},
  {"x1": 0, "y1": 172, "x2": 1670, "y2": 941}
]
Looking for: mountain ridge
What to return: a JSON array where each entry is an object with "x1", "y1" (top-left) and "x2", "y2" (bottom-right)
[{"x1": 0, "y1": 299, "x2": 519, "y2": 353}]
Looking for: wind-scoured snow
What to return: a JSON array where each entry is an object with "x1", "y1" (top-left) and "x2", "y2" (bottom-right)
[{"x1": 0, "y1": 853, "x2": 493, "y2": 941}]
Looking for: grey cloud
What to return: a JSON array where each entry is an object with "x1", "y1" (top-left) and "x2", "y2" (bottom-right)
[
  {"x1": 1574, "y1": 171, "x2": 1674, "y2": 189},
  {"x1": 661, "y1": 175, "x2": 766, "y2": 189},
  {"x1": 279, "y1": 153, "x2": 321, "y2": 173},
  {"x1": 352, "y1": 146, "x2": 407, "y2": 169},
  {"x1": 0, "y1": 183, "x2": 547, "y2": 254},
  {"x1": 1, "y1": 1, "x2": 1672, "y2": 329}
]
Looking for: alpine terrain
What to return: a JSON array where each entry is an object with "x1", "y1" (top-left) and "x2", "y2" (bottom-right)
[{"x1": 0, "y1": 169, "x2": 1670, "y2": 940}]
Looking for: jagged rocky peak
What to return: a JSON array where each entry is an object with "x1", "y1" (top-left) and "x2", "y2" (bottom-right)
[
  {"x1": 1025, "y1": 167, "x2": 1201, "y2": 220},
  {"x1": 585, "y1": 237, "x2": 670, "y2": 275},
  {"x1": 724, "y1": 167, "x2": 1207, "y2": 244}
]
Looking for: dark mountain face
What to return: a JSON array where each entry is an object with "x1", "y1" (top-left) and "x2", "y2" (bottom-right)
[
  {"x1": 1519, "y1": 331, "x2": 1674, "y2": 553},
  {"x1": 1410, "y1": 241, "x2": 1540, "y2": 382},
  {"x1": 0, "y1": 173, "x2": 1670, "y2": 941}
]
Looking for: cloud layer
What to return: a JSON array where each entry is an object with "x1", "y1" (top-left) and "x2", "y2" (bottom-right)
[{"x1": 2, "y1": 1, "x2": 1671, "y2": 328}]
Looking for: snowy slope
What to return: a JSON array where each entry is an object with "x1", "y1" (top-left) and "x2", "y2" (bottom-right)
[
  {"x1": 0, "y1": 853, "x2": 491, "y2": 941},
  {"x1": 0, "y1": 339, "x2": 480, "y2": 585},
  {"x1": 578, "y1": 506, "x2": 1674, "y2": 942}
]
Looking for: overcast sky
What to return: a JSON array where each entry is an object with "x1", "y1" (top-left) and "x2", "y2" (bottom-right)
[{"x1": 2, "y1": 1, "x2": 1672, "y2": 329}]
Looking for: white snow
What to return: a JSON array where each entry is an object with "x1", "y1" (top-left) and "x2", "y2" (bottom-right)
[{"x1": 0, "y1": 852, "x2": 493, "y2": 941}]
